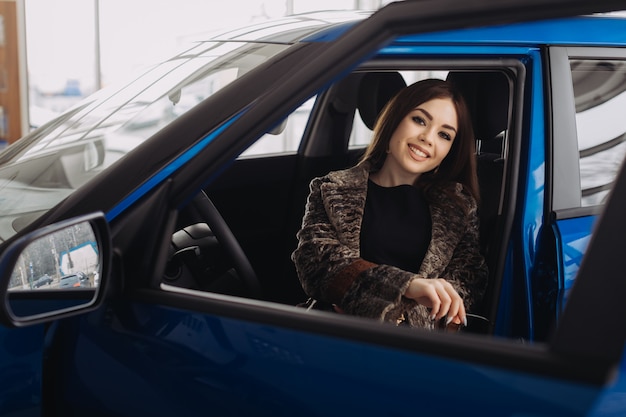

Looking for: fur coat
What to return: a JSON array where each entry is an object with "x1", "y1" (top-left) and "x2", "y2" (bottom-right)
[{"x1": 292, "y1": 164, "x2": 488, "y2": 328}]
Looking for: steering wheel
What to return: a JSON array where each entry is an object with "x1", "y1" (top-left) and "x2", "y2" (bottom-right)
[{"x1": 185, "y1": 191, "x2": 262, "y2": 299}]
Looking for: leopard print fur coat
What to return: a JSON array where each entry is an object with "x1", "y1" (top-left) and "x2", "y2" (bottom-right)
[{"x1": 292, "y1": 164, "x2": 488, "y2": 329}]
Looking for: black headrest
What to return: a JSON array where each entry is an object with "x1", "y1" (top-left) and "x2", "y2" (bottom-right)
[
  {"x1": 357, "y1": 72, "x2": 407, "y2": 130},
  {"x1": 446, "y1": 71, "x2": 510, "y2": 142}
]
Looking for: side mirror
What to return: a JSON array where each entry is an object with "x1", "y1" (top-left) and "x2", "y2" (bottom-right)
[{"x1": 0, "y1": 212, "x2": 111, "y2": 327}]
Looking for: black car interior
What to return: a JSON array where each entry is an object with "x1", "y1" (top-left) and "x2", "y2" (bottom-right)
[
  {"x1": 170, "y1": 65, "x2": 512, "y2": 333},
  {"x1": 446, "y1": 71, "x2": 511, "y2": 323}
]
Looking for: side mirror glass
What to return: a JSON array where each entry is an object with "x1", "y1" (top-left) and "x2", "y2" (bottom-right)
[{"x1": 0, "y1": 213, "x2": 110, "y2": 326}]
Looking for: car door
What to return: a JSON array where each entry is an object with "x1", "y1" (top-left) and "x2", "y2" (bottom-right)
[
  {"x1": 3, "y1": 1, "x2": 626, "y2": 416},
  {"x1": 0, "y1": 325, "x2": 44, "y2": 416}
]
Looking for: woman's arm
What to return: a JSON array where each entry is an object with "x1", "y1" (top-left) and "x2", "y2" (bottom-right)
[
  {"x1": 292, "y1": 176, "x2": 363, "y2": 302},
  {"x1": 403, "y1": 183, "x2": 488, "y2": 326}
]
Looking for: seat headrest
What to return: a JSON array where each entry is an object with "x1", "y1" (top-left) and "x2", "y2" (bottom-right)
[
  {"x1": 446, "y1": 71, "x2": 510, "y2": 142},
  {"x1": 357, "y1": 72, "x2": 407, "y2": 130}
]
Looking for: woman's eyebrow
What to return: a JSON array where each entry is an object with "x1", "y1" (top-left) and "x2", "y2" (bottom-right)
[{"x1": 415, "y1": 108, "x2": 457, "y2": 133}]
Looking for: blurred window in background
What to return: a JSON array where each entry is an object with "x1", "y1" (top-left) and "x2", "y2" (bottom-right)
[{"x1": 24, "y1": 0, "x2": 389, "y2": 130}]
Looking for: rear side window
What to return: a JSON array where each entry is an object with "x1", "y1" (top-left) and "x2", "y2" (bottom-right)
[
  {"x1": 571, "y1": 59, "x2": 626, "y2": 206},
  {"x1": 239, "y1": 97, "x2": 315, "y2": 157}
]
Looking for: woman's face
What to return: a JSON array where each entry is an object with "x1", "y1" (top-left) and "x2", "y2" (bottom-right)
[{"x1": 381, "y1": 97, "x2": 457, "y2": 185}]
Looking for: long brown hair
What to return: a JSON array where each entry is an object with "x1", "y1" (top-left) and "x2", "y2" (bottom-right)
[{"x1": 359, "y1": 78, "x2": 479, "y2": 202}]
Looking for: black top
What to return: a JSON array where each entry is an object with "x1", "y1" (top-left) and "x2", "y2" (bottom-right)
[{"x1": 360, "y1": 180, "x2": 432, "y2": 274}]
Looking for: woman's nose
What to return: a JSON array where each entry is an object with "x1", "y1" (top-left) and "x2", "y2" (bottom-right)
[{"x1": 419, "y1": 130, "x2": 434, "y2": 146}]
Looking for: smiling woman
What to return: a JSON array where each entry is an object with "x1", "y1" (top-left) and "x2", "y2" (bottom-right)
[{"x1": 292, "y1": 78, "x2": 487, "y2": 330}]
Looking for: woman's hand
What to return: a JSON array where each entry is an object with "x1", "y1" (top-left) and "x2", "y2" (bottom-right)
[{"x1": 405, "y1": 278, "x2": 467, "y2": 326}]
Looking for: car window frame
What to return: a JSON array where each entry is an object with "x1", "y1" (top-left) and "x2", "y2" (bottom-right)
[
  {"x1": 298, "y1": 55, "x2": 528, "y2": 334},
  {"x1": 128, "y1": 48, "x2": 612, "y2": 386},
  {"x1": 141, "y1": 4, "x2": 625, "y2": 383}
]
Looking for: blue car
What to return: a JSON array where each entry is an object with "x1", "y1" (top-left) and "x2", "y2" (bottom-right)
[{"x1": 1, "y1": 0, "x2": 626, "y2": 415}]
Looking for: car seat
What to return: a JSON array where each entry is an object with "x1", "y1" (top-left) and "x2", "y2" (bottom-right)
[
  {"x1": 446, "y1": 71, "x2": 510, "y2": 255},
  {"x1": 446, "y1": 70, "x2": 511, "y2": 330},
  {"x1": 357, "y1": 71, "x2": 407, "y2": 130}
]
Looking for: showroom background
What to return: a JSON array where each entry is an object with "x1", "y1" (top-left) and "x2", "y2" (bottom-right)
[{"x1": 23, "y1": 0, "x2": 389, "y2": 130}]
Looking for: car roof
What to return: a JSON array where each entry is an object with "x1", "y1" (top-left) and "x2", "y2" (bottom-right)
[
  {"x1": 202, "y1": 11, "x2": 626, "y2": 47},
  {"x1": 392, "y1": 15, "x2": 626, "y2": 47}
]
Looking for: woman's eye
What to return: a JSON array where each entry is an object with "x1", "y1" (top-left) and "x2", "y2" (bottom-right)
[
  {"x1": 439, "y1": 132, "x2": 452, "y2": 141},
  {"x1": 412, "y1": 116, "x2": 426, "y2": 125}
]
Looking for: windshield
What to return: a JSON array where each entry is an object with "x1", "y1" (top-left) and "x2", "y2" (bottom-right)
[{"x1": 0, "y1": 40, "x2": 290, "y2": 242}]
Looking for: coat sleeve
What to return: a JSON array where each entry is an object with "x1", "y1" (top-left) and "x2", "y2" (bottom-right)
[
  {"x1": 291, "y1": 176, "x2": 416, "y2": 320},
  {"x1": 440, "y1": 186, "x2": 488, "y2": 314}
]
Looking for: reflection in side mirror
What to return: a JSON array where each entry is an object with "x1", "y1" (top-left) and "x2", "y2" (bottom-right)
[
  {"x1": 9, "y1": 222, "x2": 99, "y2": 292},
  {"x1": 0, "y1": 212, "x2": 110, "y2": 326}
]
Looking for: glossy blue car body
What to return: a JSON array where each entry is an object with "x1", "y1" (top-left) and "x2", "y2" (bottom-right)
[{"x1": 1, "y1": 1, "x2": 626, "y2": 415}]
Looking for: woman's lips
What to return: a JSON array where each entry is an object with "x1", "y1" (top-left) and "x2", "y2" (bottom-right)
[{"x1": 409, "y1": 144, "x2": 429, "y2": 159}]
